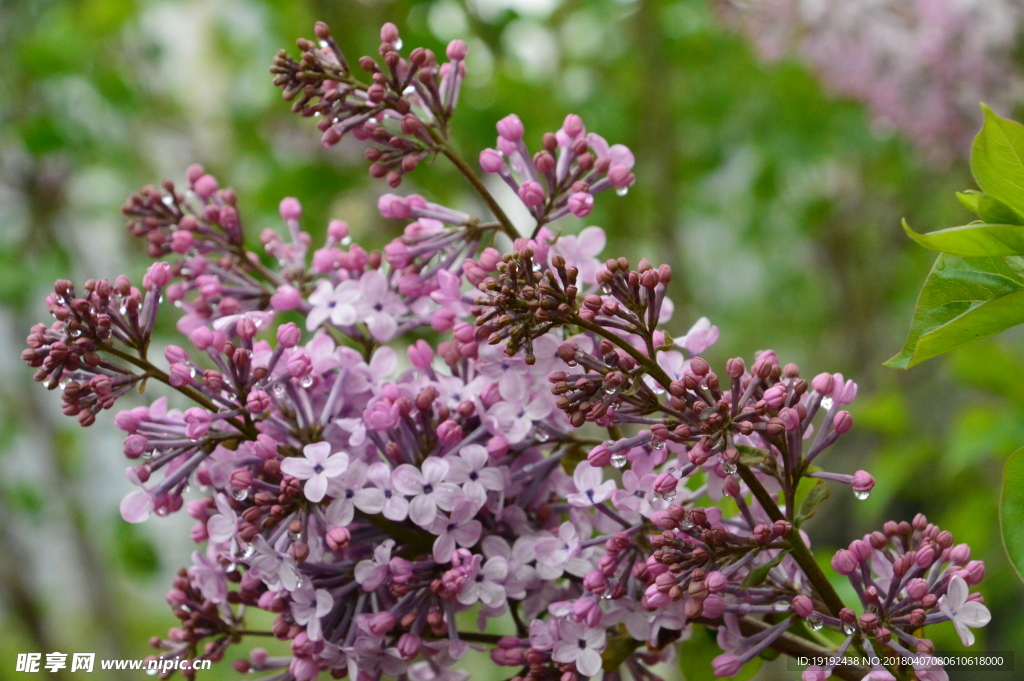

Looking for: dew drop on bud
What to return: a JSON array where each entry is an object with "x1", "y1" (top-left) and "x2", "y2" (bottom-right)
[
  {"x1": 342, "y1": 236, "x2": 353, "y2": 246},
  {"x1": 842, "y1": 622, "x2": 856, "y2": 635},
  {"x1": 681, "y1": 516, "x2": 694, "y2": 530},
  {"x1": 300, "y1": 374, "x2": 315, "y2": 388},
  {"x1": 600, "y1": 284, "x2": 611, "y2": 294},
  {"x1": 601, "y1": 591, "x2": 613, "y2": 600},
  {"x1": 854, "y1": 489, "x2": 871, "y2": 501},
  {"x1": 773, "y1": 602, "x2": 790, "y2": 612},
  {"x1": 534, "y1": 428, "x2": 550, "y2": 443},
  {"x1": 272, "y1": 383, "x2": 287, "y2": 397},
  {"x1": 659, "y1": 490, "x2": 676, "y2": 502},
  {"x1": 58, "y1": 378, "x2": 70, "y2": 389},
  {"x1": 232, "y1": 487, "x2": 249, "y2": 502},
  {"x1": 394, "y1": 37, "x2": 403, "y2": 50},
  {"x1": 611, "y1": 453, "x2": 627, "y2": 469},
  {"x1": 566, "y1": 359, "x2": 578, "y2": 367},
  {"x1": 604, "y1": 384, "x2": 616, "y2": 394},
  {"x1": 242, "y1": 543, "x2": 256, "y2": 559},
  {"x1": 651, "y1": 440, "x2": 666, "y2": 450},
  {"x1": 820, "y1": 397, "x2": 834, "y2": 411},
  {"x1": 403, "y1": 86, "x2": 415, "y2": 96},
  {"x1": 287, "y1": 530, "x2": 301, "y2": 542},
  {"x1": 807, "y1": 614, "x2": 824, "y2": 631},
  {"x1": 721, "y1": 461, "x2": 737, "y2": 475},
  {"x1": 615, "y1": 187, "x2": 629, "y2": 197},
  {"x1": 318, "y1": 40, "x2": 328, "y2": 49},
  {"x1": 146, "y1": 669, "x2": 159, "y2": 677}
]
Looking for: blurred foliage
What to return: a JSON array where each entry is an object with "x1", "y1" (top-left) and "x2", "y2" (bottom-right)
[{"x1": 0, "y1": 0, "x2": 1023, "y2": 679}]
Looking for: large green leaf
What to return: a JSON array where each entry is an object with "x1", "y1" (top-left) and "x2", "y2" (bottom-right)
[
  {"x1": 886, "y1": 254, "x2": 1024, "y2": 368},
  {"x1": 903, "y1": 219, "x2": 1024, "y2": 256},
  {"x1": 1001, "y1": 448, "x2": 1024, "y2": 583},
  {"x1": 971, "y1": 104, "x2": 1024, "y2": 218},
  {"x1": 796, "y1": 479, "x2": 830, "y2": 526}
]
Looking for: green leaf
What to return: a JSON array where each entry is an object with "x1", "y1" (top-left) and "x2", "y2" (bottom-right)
[
  {"x1": 737, "y1": 445, "x2": 768, "y2": 466},
  {"x1": 796, "y1": 479, "x2": 830, "y2": 526},
  {"x1": 971, "y1": 104, "x2": 1024, "y2": 218},
  {"x1": 957, "y1": 190, "x2": 1024, "y2": 225},
  {"x1": 1000, "y1": 447, "x2": 1024, "y2": 583},
  {"x1": 885, "y1": 254, "x2": 1024, "y2": 368},
  {"x1": 903, "y1": 219, "x2": 1024, "y2": 256},
  {"x1": 741, "y1": 551, "x2": 788, "y2": 589}
]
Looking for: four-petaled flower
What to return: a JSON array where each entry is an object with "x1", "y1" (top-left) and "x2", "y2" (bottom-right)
[
  {"x1": 281, "y1": 442, "x2": 350, "y2": 504},
  {"x1": 566, "y1": 462, "x2": 617, "y2": 507},
  {"x1": 392, "y1": 457, "x2": 460, "y2": 527},
  {"x1": 446, "y1": 445, "x2": 504, "y2": 506},
  {"x1": 551, "y1": 620, "x2": 606, "y2": 677},
  {"x1": 938, "y1": 575, "x2": 991, "y2": 647}
]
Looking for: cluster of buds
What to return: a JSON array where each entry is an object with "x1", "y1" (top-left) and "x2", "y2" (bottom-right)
[
  {"x1": 480, "y1": 113, "x2": 636, "y2": 226},
  {"x1": 272, "y1": 21, "x2": 468, "y2": 187}
]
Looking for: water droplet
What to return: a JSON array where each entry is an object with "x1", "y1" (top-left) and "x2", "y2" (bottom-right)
[
  {"x1": 773, "y1": 602, "x2": 790, "y2": 612},
  {"x1": 600, "y1": 284, "x2": 611, "y2": 294},
  {"x1": 288, "y1": 530, "x2": 301, "y2": 542},
  {"x1": 300, "y1": 374, "x2": 315, "y2": 388},
  {"x1": 403, "y1": 86, "x2": 415, "y2": 96},
  {"x1": 319, "y1": 40, "x2": 328, "y2": 49},
  {"x1": 533, "y1": 263, "x2": 542, "y2": 272},
  {"x1": 242, "y1": 543, "x2": 256, "y2": 559},
  {"x1": 55, "y1": 295, "x2": 65, "y2": 305},
  {"x1": 603, "y1": 384, "x2": 616, "y2": 394},
  {"x1": 162, "y1": 195, "x2": 174, "y2": 207},
  {"x1": 189, "y1": 366, "x2": 197, "y2": 378},
  {"x1": 534, "y1": 428, "x2": 550, "y2": 442},
  {"x1": 155, "y1": 506, "x2": 170, "y2": 517},
  {"x1": 341, "y1": 236, "x2": 352, "y2": 247},
  {"x1": 368, "y1": 117, "x2": 379, "y2": 125},
  {"x1": 58, "y1": 378, "x2": 70, "y2": 389},
  {"x1": 146, "y1": 668, "x2": 158, "y2": 676},
  {"x1": 615, "y1": 187, "x2": 629, "y2": 197},
  {"x1": 232, "y1": 487, "x2": 249, "y2": 501},
  {"x1": 652, "y1": 385, "x2": 666, "y2": 396},
  {"x1": 721, "y1": 461, "x2": 737, "y2": 475},
  {"x1": 119, "y1": 304, "x2": 128, "y2": 315},
  {"x1": 807, "y1": 614, "x2": 824, "y2": 631},
  {"x1": 659, "y1": 490, "x2": 677, "y2": 502},
  {"x1": 272, "y1": 383, "x2": 287, "y2": 397},
  {"x1": 842, "y1": 623, "x2": 856, "y2": 635},
  {"x1": 566, "y1": 359, "x2": 578, "y2": 367},
  {"x1": 651, "y1": 440, "x2": 666, "y2": 450},
  {"x1": 854, "y1": 489, "x2": 871, "y2": 501},
  {"x1": 681, "y1": 516, "x2": 694, "y2": 530},
  {"x1": 601, "y1": 591, "x2": 613, "y2": 600},
  {"x1": 394, "y1": 37, "x2": 403, "y2": 50},
  {"x1": 611, "y1": 453, "x2": 627, "y2": 469},
  {"x1": 173, "y1": 300, "x2": 184, "y2": 309},
  {"x1": 820, "y1": 397, "x2": 834, "y2": 411}
]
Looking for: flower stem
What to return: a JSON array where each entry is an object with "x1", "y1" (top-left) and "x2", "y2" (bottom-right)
[
  {"x1": 439, "y1": 144, "x2": 519, "y2": 240},
  {"x1": 736, "y1": 463, "x2": 846, "y2": 617}
]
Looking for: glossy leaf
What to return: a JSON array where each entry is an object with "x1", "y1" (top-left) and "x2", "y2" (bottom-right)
[
  {"x1": 886, "y1": 254, "x2": 1024, "y2": 368},
  {"x1": 737, "y1": 445, "x2": 768, "y2": 466},
  {"x1": 971, "y1": 104, "x2": 1024, "y2": 218},
  {"x1": 741, "y1": 551, "x2": 789, "y2": 589},
  {"x1": 1001, "y1": 448, "x2": 1024, "y2": 583},
  {"x1": 903, "y1": 219, "x2": 1024, "y2": 256}
]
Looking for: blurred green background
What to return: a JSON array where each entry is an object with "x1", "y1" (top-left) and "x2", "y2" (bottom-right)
[{"x1": 1, "y1": 0, "x2": 1022, "y2": 679}]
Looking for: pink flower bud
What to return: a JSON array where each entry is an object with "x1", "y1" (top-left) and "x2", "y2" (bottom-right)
[
  {"x1": 907, "y1": 578, "x2": 930, "y2": 600},
  {"x1": 712, "y1": 653, "x2": 742, "y2": 677},
  {"x1": 145, "y1": 262, "x2": 172, "y2": 289},
  {"x1": 833, "y1": 410, "x2": 853, "y2": 434},
  {"x1": 653, "y1": 471, "x2": 678, "y2": 496},
  {"x1": 326, "y1": 526, "x2": 351, "y2": 551},
  {"x1": 802, "y1": 666, "x2": 829, "y2": 681},
  {"x1": 568, "y1": 192, "x2": 593, "y2": 217},
  {"x1": 165, "y1": 345, "x2": 189, "y2": 364},
  {"x1": 726, "y1": 358, "x2": 746, "y2": 377},
  {"x1": 286, "y1": 352, "x2": 312, "y2": 378},
  {"x1": 964, "y1": 560, "x2": 985, "y2": 585},
  {"x1": 378, "y1": 194, "x2": 411, "y2": 219},
  {"x1": 397, "y1": 633, "x2": 421, "y2": 660},
  {"x1": 950, "y1": 543, "x2": 971, "y2": 565},
  {"x1": 792, "y1": 595, "x2": 814, "y2": 618},
  {"x1": 587, "y1": 444, "x2": 612, "y2": 467},
  {"x1": 247, "y1": 390, "x2": 271, "y2": 413},
  {"x1": 236, "y1": 317, "x2": 257, "y2": 341},
  {"x1": 446, "y1": 39, "x2": 468, "y2": 60},
  {"x1": 518, "y1": 181, "x2": 545, "y2": 207},
  {"x1": 496, "y1": 114, "x2": 525, "y2": 141},
  {"x1": 812, "y1": 372, "x2": 834, "y2": 395},
  {"x1": 270, "y1": 284, "x2": 302, "y2": 311},
  {"x1": 408, "y1": 339, "x2": 434, "y2": 369},
  {"x1": 562, "y1": 114, "x2": 584, "y2": 138},
  {"x1": 852, "y1": 470, "x2": 874, "y2": 494},
  {"x1": 229, "y1": 468, "x2": 253, "y2": 490},
  {"x1": 380, "y1": 22, "x2": 399, "y2": 44},
  {"x1": 607, "y1": 164, "x2": 635, "y2": 188},
  {"x1": 762, "y1": 384, "x2": 786, "y2": 409},
  {"x1": 276, "y1": 322, "x2": 302, "y2": 348},
  {"x1": 779, "y1": 407, "x2": 801, "y2": 431},
  {"x1": 479, "y1": 149, "x2": 504, "y2": 174},
  {"x1": 702, "y1": 594, "x2": 726, "y2": 619},
  {"x1": 831, "y1": 549, "x2": 858, "y2": 575},
  {"x1": 194, "y1": 174, "x2": 218, "y2": 199},
  {"x1": 436, "y1": 420, "x2": 463, "y2": 445},
  {"x1": 190, "y1": 326, "x2": 214, "y2": 351},
  {"x1": 279, "y1": 197, "x2": 301, "y2": 222},
  {"x1": 169, "y1": 363, "x2": 193, "y2": 387},
  {"x1": 123, "y1": 434, "x2": 148, "y2": 459},
  {"x1": 486, "y1": 435, "x2": 508, "y2": 459},
  {"x1": 583, "y1": 571, "x2": 608, "y2": 593},
  {"x1": 848, "y1": 539, "x2": 872, "y2": 562},
  {"x1": 171, "y1": 230, "x2": 194, "y2": 253}
]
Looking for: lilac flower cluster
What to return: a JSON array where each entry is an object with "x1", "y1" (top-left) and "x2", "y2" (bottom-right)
[{"x1": 24, "y1": 19, "x2": 988, "y2": 681}]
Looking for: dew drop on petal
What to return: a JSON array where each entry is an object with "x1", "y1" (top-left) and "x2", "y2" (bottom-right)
[{"x1": 242, "y1": 543, "x2": 256, "y2": 559}]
